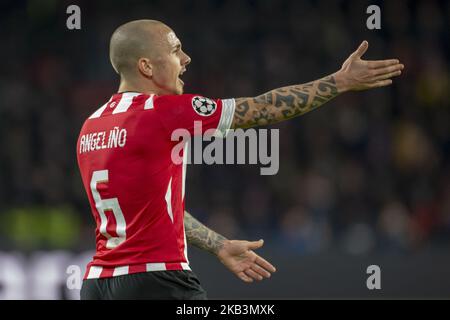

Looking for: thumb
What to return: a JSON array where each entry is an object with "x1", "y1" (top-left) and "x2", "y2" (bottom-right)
[
  {"x1": 351, "y1": 40, "x2": 369, "y2": 59},
  {"x1": 246, "y1": 239, "x2": 264, "y2": 250}
]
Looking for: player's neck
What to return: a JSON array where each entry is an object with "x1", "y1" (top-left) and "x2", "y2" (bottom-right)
[{"x1": 118, "y1": 78, "x2": 159, "y2": 96}]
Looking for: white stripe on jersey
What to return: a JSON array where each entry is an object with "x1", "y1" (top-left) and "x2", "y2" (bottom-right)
[
  {"x1": 214, "y1": 98, "x2": 236, "y2": 138},
  {"x1": 112, "y1": 92, "x2": 141, "y2": 114},
  {"x1": 182, "y1": 223, "x2": 189, "y2": 264},
  {"x1": 113, "y1": 265, "x2": 129, "y2": 277},
  {"x1": 88, "y1": 103, "x2": 108, "y2": 119},
  {"x1": 146, "y1": 263, "x2": 167, "y2": 272},
  {"x1": 181, "y1": 263, "x2": 191, "y2": 271},
  {"x1": 144, "y1": 94, "x2": 155, "y2": 109},
  {"x1": 182, "y1": 143, "x2": 189, "y2": 263},
  {"x1": 86, "y1": 266, "x2": 103, "y2": 279},
  {"x1": 182, "y1": 142, "x2": 189, "y2": 200},
  {"x1": 165, "y1": 178, "x2": 174, "y2": 223},
  {"x1": 86, "y1": 263, "x2": 191, "y2": 278},
  {"x1": 89, "y1": 95, "x2": 113, "y2": 119}
]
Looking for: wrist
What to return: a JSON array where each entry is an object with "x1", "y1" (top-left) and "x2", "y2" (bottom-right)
[
  {"x1": 215, "y1": 239, "x2": 230, "y2": 258},
  {"x1": 332, "y1": 71, "x2": 350, "y2": 93}
]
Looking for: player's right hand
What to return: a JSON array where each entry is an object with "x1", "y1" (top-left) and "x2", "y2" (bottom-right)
[{"x1": 334, "y1": 40, "x2": 404, "y2": 92}]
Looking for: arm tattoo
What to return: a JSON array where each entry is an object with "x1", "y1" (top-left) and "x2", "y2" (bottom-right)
[
  {"x1": 232, "y1": 75, "x2": 339, "y2": 129},
  {"x1": 184, "y1": 211, "x2": 227, "y2": 255}
]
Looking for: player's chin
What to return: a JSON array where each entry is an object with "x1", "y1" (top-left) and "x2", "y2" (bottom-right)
[{"x1": 175, "y1": 78, "x2": 185, "y2": 94}]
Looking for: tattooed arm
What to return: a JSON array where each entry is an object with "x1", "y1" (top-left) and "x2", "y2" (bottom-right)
[
  {"x1": 184, "y1": 211, "x2": 276, "y2": 282},
  {"x1": 184, "y1": 211, "x2": 226, "y2": 255},
  {"x1": 233, "y1": 75, "x2": 339, "y2": 128},
  {"x1": 232, "y1": 41, "x2": 404, "y2": 129}
]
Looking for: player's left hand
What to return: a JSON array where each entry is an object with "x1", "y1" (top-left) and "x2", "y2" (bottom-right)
[
  {"x1": 216, "y1": 239, "x2": 276, "y2": 283},
  {"x1": 334, "y1": 40, "x2": 404, "y2": 92}
]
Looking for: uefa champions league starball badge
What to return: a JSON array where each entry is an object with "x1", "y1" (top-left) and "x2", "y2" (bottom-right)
[{"x1": 191, "y1": 96, "x2": 217, "y2": 116}]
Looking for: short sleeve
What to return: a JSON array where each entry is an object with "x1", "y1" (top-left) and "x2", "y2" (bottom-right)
[{"x1": 153, "y1": 94, "x2": 235, "y2": 138}]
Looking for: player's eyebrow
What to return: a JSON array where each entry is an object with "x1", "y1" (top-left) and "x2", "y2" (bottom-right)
[{"x1": 173, "y1": 43, "x2": 181, "y2": 51}]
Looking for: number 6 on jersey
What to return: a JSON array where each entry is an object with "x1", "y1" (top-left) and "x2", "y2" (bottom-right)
[{"x1": 90, "y1": 170, "x2": 127, "y2": 249}]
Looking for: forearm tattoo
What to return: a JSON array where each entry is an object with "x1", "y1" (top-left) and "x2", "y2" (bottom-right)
[
  {"x1": 232, "y1": 75, "x2": 339, "y2": 129},
  {"x1": 184, "y1": 211, "x2": 227, "y2": 255}
]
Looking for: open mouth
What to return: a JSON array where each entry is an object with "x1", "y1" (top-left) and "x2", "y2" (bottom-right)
[{"x1": 178, "y1": 69, "x2": 186, "y2": 85}]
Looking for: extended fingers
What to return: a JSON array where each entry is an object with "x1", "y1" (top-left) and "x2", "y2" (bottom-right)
[
  {"x1": 237, "y1": 255, "x2": 277, "y2": 283},
  {"x1": 372, "y1": 63, "x2": 404, "y2": 76},
  {"x1": 251, "y1": 264, "x2": 272, "y2": 279},
  {"x1": 367, "y1": 59, "x2": 400, "y2": 69},
  {"x1": 243, "y1": 263, "x2": 274, "y2": 282},
  {"x1": 255, "y1": 255, "x2": 276, "y2": 273},
  {"x1": 244, "y1": 268, "x2": 263, "y2": 281},
  {"x1": 237, "y1": 271, "x2": 253, "y2": 283},
  {"x1": 368, "y1": 79, "x2": 393, "y2": 88},
  {"x1": 372, "y1": 70, "x2": 402, "y2": 82}
]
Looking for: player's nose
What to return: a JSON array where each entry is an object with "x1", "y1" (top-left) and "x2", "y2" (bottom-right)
[{"x1": 182, "y1": 51, "x2": 191, "y2": 66}]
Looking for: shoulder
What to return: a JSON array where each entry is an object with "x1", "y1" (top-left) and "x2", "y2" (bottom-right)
[
  {"x1": 154, "y1": 94, "x2": 201, "y2": 106},
  {"x1": 155, "y1": 94, "x2": 220, "y2": 115}
]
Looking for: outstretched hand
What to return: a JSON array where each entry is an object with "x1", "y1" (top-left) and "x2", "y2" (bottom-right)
[
  {"x1": 334, "y1": 40, "x2": 404, "y2": 92},
  {"x1": 216, "y1": 239, "x2": 276, "y2": 283}
]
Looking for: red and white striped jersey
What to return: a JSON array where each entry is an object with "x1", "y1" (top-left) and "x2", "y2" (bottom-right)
[{"x1": 76, "y1": 92, "x2": 235, "y2": 279}]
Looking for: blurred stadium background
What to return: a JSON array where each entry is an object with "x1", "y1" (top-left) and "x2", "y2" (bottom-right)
[{"x1": 0, "y1": 0, "x2": 449, "y2": 299}]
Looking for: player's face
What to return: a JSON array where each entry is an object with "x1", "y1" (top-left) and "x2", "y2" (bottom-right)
[{"x1": 151, "y1": 31, "x2": 191, "y2": 95}]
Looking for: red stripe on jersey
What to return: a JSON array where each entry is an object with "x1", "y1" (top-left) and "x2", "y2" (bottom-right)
[
  {"x1": 128, "y1": 94, "x2": 150, "y2": 111},
  {"x1": 100, "y1": 267, "x2": 114, "y2": 278},
  {"x1": 100, "y1": 93, "x2": 124, "y2": 117},
  {"x1": 129, "y1": 264, "x2": 147, "y2": 274},
  {"x1": 165, "y1": 263, "x2": 182, "y2": 271}
]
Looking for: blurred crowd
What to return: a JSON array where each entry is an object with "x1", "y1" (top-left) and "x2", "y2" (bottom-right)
[{"x1": 0, "y1": 0, "x2": 449, "y2": 255}]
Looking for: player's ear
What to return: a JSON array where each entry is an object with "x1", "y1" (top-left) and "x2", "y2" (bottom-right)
[{"x1": 138, "y1": 58, "x2": 153, "y2": 78}]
